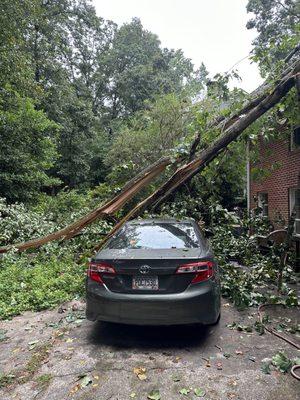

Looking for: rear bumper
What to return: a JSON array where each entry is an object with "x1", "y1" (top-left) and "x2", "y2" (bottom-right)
[{"x1": 86, "y1": 278, "x2": 220, "y2": 325}]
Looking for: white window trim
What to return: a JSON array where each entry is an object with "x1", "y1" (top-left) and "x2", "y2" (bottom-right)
[
  {"x1": 258, "y1": 192, "x2": 269, "y2": 217},
  {"x1": 289, "y1": 188, "x2": 300, "y2": 237}
]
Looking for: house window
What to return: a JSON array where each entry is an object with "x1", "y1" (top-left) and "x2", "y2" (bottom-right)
[
  {"x1": 290, "y1": 126, "x2": 300, "y2": 151},
  {"x1": 258, "y1": 192, "x2": 269, "y2": 217},
  {"x1": 289, "y1": 188, "x2": 300, "y2": 236}
]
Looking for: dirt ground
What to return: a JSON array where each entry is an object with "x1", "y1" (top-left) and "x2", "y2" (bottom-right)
[{"x1": 0, "y1": 299, "x2": 299, "y2": 400}]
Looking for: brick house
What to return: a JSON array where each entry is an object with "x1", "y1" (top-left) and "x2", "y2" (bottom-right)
[{"x1": 248, "y1": 127, "x2": 300, "y2": 242}]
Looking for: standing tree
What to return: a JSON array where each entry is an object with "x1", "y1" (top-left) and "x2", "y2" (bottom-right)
[{"x1": 247, "y1": 0, "x2": 299, "y2": 75}]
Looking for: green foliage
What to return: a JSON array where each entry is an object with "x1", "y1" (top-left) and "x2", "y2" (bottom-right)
[
  {"x1": 261, "y1": 352, "x2": 300, "y2": 375},
  {"x1": 1, "y1": 1, "x2": 202, "y2": 195},
  {"x1": 106, "y1": 93, "x2": 193, "y2": 181},
  {"x1": 1, "y1": 0, "x2": 298, "y2": 322},
  {"x1": 0, "y1": 192, "x2": 114, "y2": 319},
  {"x1": 159, "y1": 200, "x2": 299, "y2": 310},
  {"x1": 246, "y1": 0, "x2": 299, "y2": 75},
  {"x1": 0, "y1": 0, "x2": 37, "y2": 96},
  {"x1": 103, "y1": 18, "x2": 195, "y2": 119},
  {"x1": 0, "y1": 253, "x2": 85, "y2": 319},
  {"x1": 0, "y1": 88, "x2": 59, "y2": 203}
]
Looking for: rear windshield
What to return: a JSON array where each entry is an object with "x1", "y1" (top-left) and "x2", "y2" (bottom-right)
[{"x1": 105, "y1": 223, "x2": 201, "y2": 249}]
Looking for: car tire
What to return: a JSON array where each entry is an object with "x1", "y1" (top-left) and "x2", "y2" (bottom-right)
[{"x1": 210, "y1": 313, "x2": 221, "y2": 325}]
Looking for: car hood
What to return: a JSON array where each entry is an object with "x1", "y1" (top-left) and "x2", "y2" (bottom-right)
[{"x1": 95, "y1": 247, "x2": 210, "y2": 261}]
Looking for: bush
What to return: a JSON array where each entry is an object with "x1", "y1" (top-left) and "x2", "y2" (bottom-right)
[{"x1": 0, "y1": 252, "x2": 86, "y2": 319}]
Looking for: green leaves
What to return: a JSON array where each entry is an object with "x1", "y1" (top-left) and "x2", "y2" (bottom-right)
[
  {"x1": 179, "y1": 388, "x2": 190, "y2": 396},
  {"x1": 261, "y1": 352, "x2": 299, "y2": 375},
  {"x1": 194, "y1": 388, "x2": 206, "y2": 397},
  {"x1": 0, "y1": 88, "x2": 59, "y2": 203},
  {"x1": 271, "y1": 352, "x2": 292, "y2": 373},
  {"x1": 0, "y1": 330, "x2": 8, "y2": 342},
  {"x1": 147, "y1": 389, "x2": 161, "y2": 400},
  {"x1": 178, "y1": 387, "x2": 206, "y2": 397},
  {"x1": 261, "y1": 362, "x2": 271, "y2": 375}
]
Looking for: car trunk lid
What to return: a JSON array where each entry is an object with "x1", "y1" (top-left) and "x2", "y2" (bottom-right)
[{"x1": 94, "y1": 248, "x2": 208, "y2": 294}]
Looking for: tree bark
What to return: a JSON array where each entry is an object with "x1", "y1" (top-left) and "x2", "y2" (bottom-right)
[
  {"x1": 151, "y1": 60, "x2": 300, "y2": 210},
  {"x1": 95, "y1": 59, "x2": 300, "y2": 250},
  {"x1": 0, "y1": 157, "x2": 171, "y2": 253},
  {"x1": 1, "y1": 55, "x2": 299, "y2": 254}
]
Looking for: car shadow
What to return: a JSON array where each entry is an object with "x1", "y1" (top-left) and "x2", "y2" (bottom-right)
[{"x1": 88, "y1": 320, "x2": 213, "y2": 350}]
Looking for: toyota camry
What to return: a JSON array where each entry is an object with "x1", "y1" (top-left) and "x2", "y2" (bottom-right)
[{"x1": 86, "y1": 218, "x2": 221, "y2": 325}]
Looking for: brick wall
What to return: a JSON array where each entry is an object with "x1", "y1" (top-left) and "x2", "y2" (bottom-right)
[{"x1": 250, "y1": 136, "x2": 300, "y2": 229}]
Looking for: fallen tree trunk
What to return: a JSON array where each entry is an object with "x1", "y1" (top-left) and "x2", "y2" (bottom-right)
[
  {"x1": 0, "y1": 157, "x2": 172, "y2": 253},
  {"x1": 0, "y1": 53, "x2": 299, "y2": 253},
  {"x1": 95, "y1": 59, "x2": 300, "y2": 250},
  {"x1": 151, "y1": 60, "x2": 300, "y2": 209}
]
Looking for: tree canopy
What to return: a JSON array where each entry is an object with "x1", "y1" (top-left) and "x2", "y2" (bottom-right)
[{"x1": 0, "y1": 0, "x2": 298, "y2": 213}]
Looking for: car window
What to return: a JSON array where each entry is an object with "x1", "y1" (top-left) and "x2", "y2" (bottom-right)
[{"x1": 105, "y1": 223, "x2": 201, "y2": 249}]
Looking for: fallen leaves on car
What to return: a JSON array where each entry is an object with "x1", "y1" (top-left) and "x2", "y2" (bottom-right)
[{"x1": 147, "y1": 389, "x2": 161, "y2": 400}]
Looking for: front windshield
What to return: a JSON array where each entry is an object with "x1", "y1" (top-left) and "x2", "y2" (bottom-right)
[{"x1": 105, "y1": 222, "x2": 201, "y2": 249}]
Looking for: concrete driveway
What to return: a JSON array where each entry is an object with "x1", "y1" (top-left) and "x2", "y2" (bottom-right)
[{"x1": 0, "y1": 300, "x2": 299, "y2": 400}]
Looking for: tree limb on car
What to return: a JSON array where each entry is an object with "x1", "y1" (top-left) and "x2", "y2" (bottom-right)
[{"x1": 95, "y1": 59, "x2": 300, "y2": 250}]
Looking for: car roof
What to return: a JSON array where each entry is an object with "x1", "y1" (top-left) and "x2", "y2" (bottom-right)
[{"x1": 126, "y1": 218, "x2": 196, "y2": 225}]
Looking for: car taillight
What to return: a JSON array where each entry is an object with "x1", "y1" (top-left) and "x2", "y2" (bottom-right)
[
  {"x1": 87, "y1": 261, "x2": 116, "y2": 284},
  {"x1": 176, "y1": 261, "x2": 214, "y2": 283}
]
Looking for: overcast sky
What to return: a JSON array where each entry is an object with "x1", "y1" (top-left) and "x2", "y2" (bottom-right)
[{"x1": 93, "y1": 0, "x2": 263, "y2": 93}]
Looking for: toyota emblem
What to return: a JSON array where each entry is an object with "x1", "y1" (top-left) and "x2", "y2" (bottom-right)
[{"x1": 139, "y1": 265, "x2": 151, "y2": 274}]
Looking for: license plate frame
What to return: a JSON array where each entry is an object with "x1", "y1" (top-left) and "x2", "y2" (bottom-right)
[{"x1": 132, "y1": 276, "x2": 159, "y2": 290}]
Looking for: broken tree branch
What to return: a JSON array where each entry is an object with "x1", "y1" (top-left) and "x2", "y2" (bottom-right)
[
  {"x1": 95, "y1": 59, "x2": 300, "y2": 250},
  {"x1": 0, "y1": 157, "x2": 172, "y2": 253},
  {"x1": 152, "y1": 61, "x2": 300, "y2": 209},
  {"x1": 1, "y1": 50, "x2": 299, "y2": 254}
]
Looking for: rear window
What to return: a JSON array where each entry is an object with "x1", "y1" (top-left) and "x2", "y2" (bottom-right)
[{"x1": 105, "y1": 222, "x2": 201, "y2": 249}]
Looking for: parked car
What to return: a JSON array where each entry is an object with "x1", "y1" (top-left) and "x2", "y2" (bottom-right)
[{"x1": 86, "y1": 218, "x2": 220, "y2": 325}]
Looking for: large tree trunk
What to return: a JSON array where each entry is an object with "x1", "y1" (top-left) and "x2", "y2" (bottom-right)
[
  {"x1": 0, "y1": 157, "x2": 172, "y2": 253},
  {"x1": 0, "y1": 55, "x2": 299, "y2": 254},
  {"x1": 94, "y1": 59, "x2": 300, "y2": 250}
]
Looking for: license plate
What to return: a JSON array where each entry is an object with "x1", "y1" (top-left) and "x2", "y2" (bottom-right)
[{"x1": 132, "y1": 276, "x2": 159, "y2": 290}]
